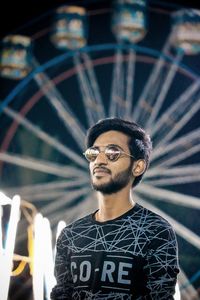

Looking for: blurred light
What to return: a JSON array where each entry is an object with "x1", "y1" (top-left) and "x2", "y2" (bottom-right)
[
  {"x1": 112, "y1": 0, "x2": 148, "y2": 43},
  {"x1": 54, "y1": 220, "x2": 66, "y2": 260},
  {"x1": 0, "y1": 35, "x2": 33, "y2": 80},
  {"x1": 51, "y1": 5, "x2": 88, "y2": 50},
  {"x1": 56, "y1": 220, "x2": 66, "y2": 241},
  {"x1": 33, "y1": 214, "x2": 57, "y2": 300},
  {"x1": 0, "y1": 195, "x2": 21, "y2": 300},
  {"x1": 172, "y1": 9, "x2": 200, "y2": 55},
  {"x1": 0, "y1": 206, "x2": 3, "y2": 255},
  {"x1": 175, "y1": 282, "x2": 181, "y2": 300},
  {"x1": 0, "y1": 191, "x2": 12, "y2": 205},
  {"x1": 43, "y1": 217, "x2": 56, "y2": 300},
  {"x1": 32, "y1": 213, "x2": 44, "y2": 300}
]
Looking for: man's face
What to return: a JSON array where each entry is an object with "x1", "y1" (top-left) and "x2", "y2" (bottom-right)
[{"x1": 89, "y1": 130, "x2": 134, "y2": 194}]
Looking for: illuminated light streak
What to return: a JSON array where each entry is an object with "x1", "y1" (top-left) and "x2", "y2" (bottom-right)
[
  {"x1": 43, "y1": 218, "x2": 56, "y2": 300},
  {"x1": 0, "y1": 195, "x2": 21, "y2": 300},
  {"x1": 136, "y1": 183, "x2": 200, "y2": 209},
  {"x1": 54, "y1": 220, "x2": 67, "y2": 260},
  {"x1": 0, "y1": 207, "x2": 2, "y2": 255},
  {"x1": 146, "y1": 49, "x2": 183, "y2": 131},
  {"x1": 174, "y1": 281, "x2": 181, "y2": 300},
  {"x1": 32, "y1": 213, "x2": 44, "y2": 300},
  {"x1": 0, "y1": 152, "x2": 85, "y2": 178},
  {"x1": 2, "y1": 105, "x2": 87, "y2": 168},
  {"x1": 0, "y1": 191, "x2": 12, "y2": 205},
  {"x1": 56, "y1": 220, "x2": 66, "y2": 241}
]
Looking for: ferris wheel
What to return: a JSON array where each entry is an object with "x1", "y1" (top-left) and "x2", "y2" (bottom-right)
[{"x1": 0, "y1": 1, "x2": 200, "y2": 299}]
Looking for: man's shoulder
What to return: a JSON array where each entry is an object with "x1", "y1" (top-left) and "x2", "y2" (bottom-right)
[{"x1": 135, "y1": 203, "x2": 175, "y2": 234}]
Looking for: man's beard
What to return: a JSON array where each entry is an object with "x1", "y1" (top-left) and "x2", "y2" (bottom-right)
[{"x1": 91, "y1": 163, "x2": 133, "y2": 195}]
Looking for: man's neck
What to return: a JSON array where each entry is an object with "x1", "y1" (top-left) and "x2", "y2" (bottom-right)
[{"x1": 95, "y1": 186, "x2": 135, "y2": 222}]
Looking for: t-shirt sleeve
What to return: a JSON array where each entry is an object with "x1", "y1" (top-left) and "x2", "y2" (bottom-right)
[
  {"x1": 143, "y1": 221, "x2": 180, "y2": 300},
  {"x1": 50, "y1": 230, "x2": 74, "y2": 300}
]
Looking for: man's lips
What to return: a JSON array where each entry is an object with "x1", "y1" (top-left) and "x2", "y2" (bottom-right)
[{"x1": 93, "y1": 167, "x2": 111, "y2": 175}]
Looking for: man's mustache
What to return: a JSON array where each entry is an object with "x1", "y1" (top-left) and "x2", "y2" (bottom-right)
[{"x1": 93, "y1": 166, "x2": 111, "y2": 175}]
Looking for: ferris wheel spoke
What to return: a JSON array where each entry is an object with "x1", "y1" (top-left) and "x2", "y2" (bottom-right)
[
  {"x1": 109, "y1": 48, "x2": 125, "y2": 117},
  {"x1": 40, "y1": 186, "x2": 91, "y2": 216},
  {"x1": 136, "y1": 183, "x2": 200, "y2": 209},
  {"x1": 50, "y1": 193, "x2": 96, "y2": 227},
  {"x1": 151, "y1": 79, "x2": 200, "y2": 139},
  {"x1": 132, "y1": 34, "x2": 173, "y2": 123},
  {"x1": 152, "y1": 92, "x2": 200, "y2": 148},
  {"x1": 16, "y1": 188, "x2": 93, "y2": 244},
  {"x1": 4, "y1": 178, "x2": 90, "y2": 201},
  {"x1": 26, "y1": 185, "x2": 89, "y2": 201},
  {"x1": 0, "y1": 152, "x2": 85, "y2": 178},
  {"x1": 145, "y1": 164, "x2": 200, "y2": 178},
  {"x1": 73, "y1": 54, "x2": 102, "y2": 126},
  {"x1": 151, "y1": 127, "x2": 200, "y2": 161},
  {"x1": 178, "y1": 269, "x2": 199, "y2": 299},
  {"x1": 81, "y1": 52, "x2": 105, "y2": 119},
  {"x1": 5, "y1": 178, "x2": 89, "y2": 196},
  {"x1": 153, "y1": 143, "x2": 200, "y2": 168},
  {"x1": 145, "y1": 175, "x2": 200, "y2": 186},
  {"x1": 146, "y1": 50, "x2": 184, "y2": 132},
  {"x1": 33, "y1": 60, "x2": 86, "y2": 150},
  {"x1": 124, "y1": 49, "x2": 136, "y2": 119},
  {"x1": 135, "y1": 195, "x2": 200, "y2": 250},
  {"x1": 2, "y1": 104, "x2": 87, "y2": 168},
  {"x1": 157, "y1": 97, "x2": 200, "y2": 149}
]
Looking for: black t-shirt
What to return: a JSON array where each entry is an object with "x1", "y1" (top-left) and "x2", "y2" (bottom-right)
[{"x1": 51, "y1": 203, "x2": 179, "y2": 299}]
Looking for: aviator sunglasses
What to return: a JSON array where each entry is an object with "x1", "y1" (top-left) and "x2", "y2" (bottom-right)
[{"x1": 83, "y1": 145, "x2": 135, "y2": 162}]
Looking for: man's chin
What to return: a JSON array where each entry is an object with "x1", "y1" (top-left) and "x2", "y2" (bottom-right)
[{"x1": 91, "y1": 181, "x2": 124, "y2": 195}]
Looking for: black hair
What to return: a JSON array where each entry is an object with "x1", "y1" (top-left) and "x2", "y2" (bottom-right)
[{"x1": 85, "y1": 117, "x2": 152, "y2": 188}]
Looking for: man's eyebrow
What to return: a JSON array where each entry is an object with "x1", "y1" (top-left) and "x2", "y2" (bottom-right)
[{"x1": 93, "y1": 144, "x2": 125, "y2": 150}]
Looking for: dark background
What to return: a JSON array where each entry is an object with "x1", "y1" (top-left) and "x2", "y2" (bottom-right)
[{"x1": 0, "y1": 0, "x2": 200, "y2": 39}]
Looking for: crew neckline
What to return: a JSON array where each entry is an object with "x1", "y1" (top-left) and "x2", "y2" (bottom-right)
[{"x1": 90, "y1": 203, "x2": 139, "y2": 225}]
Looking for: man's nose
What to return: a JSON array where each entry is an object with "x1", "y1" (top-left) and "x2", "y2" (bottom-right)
[{"x1": 94, "y1": 151, "x2": 108, "y2": 164}]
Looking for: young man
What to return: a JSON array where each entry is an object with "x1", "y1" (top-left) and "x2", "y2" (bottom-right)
[{"x1": 51, "y1": 117, "x2": 179, "y2": 299}]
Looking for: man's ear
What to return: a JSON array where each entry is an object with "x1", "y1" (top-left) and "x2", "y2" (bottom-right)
[{"x1": 132, "y1": 159, "x2": 146, "y2": 177}]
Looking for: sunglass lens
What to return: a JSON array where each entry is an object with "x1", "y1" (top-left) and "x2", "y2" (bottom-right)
[
  {"x1": 106, "y1": 147, "x2": 120, "y2": 161},
  {"x1": 85, "y1": 148, "x2": 99, "y2": 162}
]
